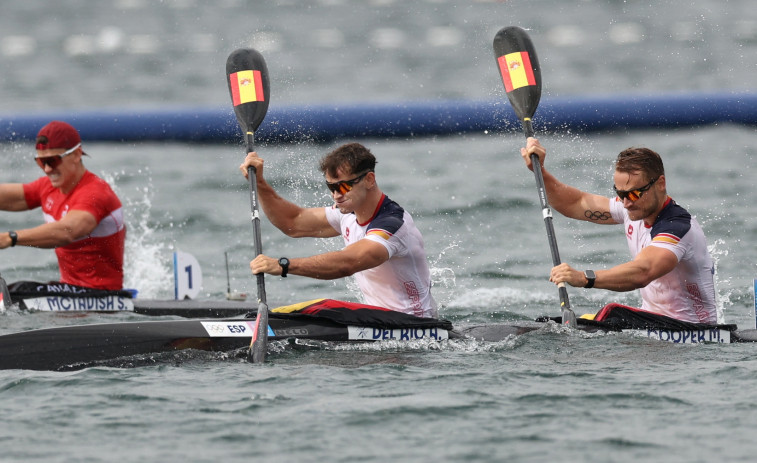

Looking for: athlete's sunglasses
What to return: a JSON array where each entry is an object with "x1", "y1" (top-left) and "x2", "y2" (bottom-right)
[
  {"x1": 325, "y1": 170, "x2": 372, "y2": 195},
  {"x1": 35, "y1": 143, "x2": 81, "y2": 169},
  {"x1": 613, "y1": 177, "x2": 658, "y2": 202}
]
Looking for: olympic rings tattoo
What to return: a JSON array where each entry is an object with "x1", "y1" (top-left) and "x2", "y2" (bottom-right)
[{"x1": 584, "y1": 210, "x2": 612, "y2": 221}]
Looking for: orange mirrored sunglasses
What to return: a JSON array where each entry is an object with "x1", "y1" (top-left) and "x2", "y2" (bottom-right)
[
  {"x1": 613, "y1": 177, "x2": 658, "y2": 202},
  {"x1": 325, "y1": 170, "x2": 372, "y2": 195}
]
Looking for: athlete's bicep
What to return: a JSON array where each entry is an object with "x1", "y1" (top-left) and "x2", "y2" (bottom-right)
[
  {"x1": 634, "y1": 245, "x2": 679, "y2": 281},
  {"x1": 58, "y1": 209, "x2": 99, "y2": 239},
  {"x1": 339, "y1": 238, "x2": 390, "y2": 273},
  {"x1": 291, "y1": 207, "x2": 340, "y2": 238},
  {"x1": 578, "y1": 194, "x2": 618, "y2": 224}
]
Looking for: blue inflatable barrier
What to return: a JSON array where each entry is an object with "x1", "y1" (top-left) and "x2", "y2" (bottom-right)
[{"x1": 1, "y1": 92, "x2": 755, "y2": 144}]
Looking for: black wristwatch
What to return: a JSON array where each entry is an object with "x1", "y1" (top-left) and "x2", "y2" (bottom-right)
[
  {"x1": 8, "y1": 231, "x2": 18, "y2": 247},
  {"x1": 278, "y1": 257, "x2": 290, "y2": 278},
  {"x1": 584, "y1": 270, "x2": 596, "y2": 288}
]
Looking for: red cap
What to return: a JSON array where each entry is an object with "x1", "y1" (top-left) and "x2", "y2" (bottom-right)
[{"x1": 36, "y1": 121, "x2": 83, "y2": 151}]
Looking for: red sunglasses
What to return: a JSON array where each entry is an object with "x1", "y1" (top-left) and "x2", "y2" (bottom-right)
[{"x1": 35, "y1": 143, "x2": 80, "y2": 169}]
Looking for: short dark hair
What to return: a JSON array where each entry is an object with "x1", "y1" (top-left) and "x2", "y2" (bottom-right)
[
  {"x1": 615, "y1": 147, "x2": 665, "y2": 181},
  {"x1": 319, "y1": 143, "x2": 377, "y2": 177}
]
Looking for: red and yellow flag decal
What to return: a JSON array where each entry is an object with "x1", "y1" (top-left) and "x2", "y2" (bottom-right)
[
  {"x1": 652, "y1": 233, "x2": 681, "y2": 245},
  {"x1": 367, "y1": 229, "x2": 392, "y2": 241},
  {"x1": 497, "y1": 51, "x2": 536, "y2": 92},
  {"x1": 229, "y1": 70, "x2": 265, "y2": 106}
]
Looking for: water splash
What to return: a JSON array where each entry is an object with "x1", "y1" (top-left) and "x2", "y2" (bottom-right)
[
  {"x1": 104, "y1": 168, "x2": 172, "y2": 298},
  {"x1": 708, "y1": 237, "x2": 730, "y2": 324},
  {"x1": 430, "y1": 242, "x2": 458, "y2": 292}
]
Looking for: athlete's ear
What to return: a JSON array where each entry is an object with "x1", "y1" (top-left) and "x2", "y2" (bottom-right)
[
  {"x1": 657, "y1": 174, "x2": 666, "y2": 190},
  {"x1": 365, "y1": 171, "x2": 377, "y2": 188}
]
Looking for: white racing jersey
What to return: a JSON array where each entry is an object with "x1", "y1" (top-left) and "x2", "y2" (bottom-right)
[
  {"x1": 609, "y1": 197, "x2": 717, "y2": 323},
  {"x1": 325, "y1": 194, "x2": 438, "y2": 318}
]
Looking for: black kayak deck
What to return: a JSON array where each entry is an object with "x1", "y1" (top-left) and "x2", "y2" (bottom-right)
[
  {"x1": 0, "y1": 317, "x2": 352, "y2": 371},
  {"x1": 0, "y1": 314, "x2": 453, "y2": 371},
  {"x1": 133, "y1": 299, "x2": 256, "y2": 317},
  {"x1": 1, "y1": 313, "x2": 754, "y2": 372}
]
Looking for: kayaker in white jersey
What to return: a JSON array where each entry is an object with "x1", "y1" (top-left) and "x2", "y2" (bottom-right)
[
  {"x1": 521, "y1": 138, "x2": 717, "y2": 324},
  {"x1": 240, "y1": 142, "x2": 438, "y2": 319}
]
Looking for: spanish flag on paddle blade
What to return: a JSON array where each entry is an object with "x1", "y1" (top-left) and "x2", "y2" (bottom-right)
[
  {"x1": 497, "y1": 51, "x2": 536, "y2": 93},
  {"x1": 229, "y1": 70, "x2": 265, "y2": 106}
]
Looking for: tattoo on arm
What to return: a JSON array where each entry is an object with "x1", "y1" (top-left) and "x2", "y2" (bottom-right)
[{"x1": 584, "y1": 210, "x2": 612, "y2": 221}]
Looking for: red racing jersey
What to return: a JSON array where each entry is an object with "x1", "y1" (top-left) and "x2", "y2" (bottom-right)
[{"x1": 23, "y1": 171, "x2": 126, "y2": 290}]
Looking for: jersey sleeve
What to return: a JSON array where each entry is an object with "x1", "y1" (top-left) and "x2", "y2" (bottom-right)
[
  {"x1": 608, "y1": 197, "x2": 627, "y2": 224},
  {"x1": 649, "y1": 217, "x2": 690, "y2": 261},
  {"x1": 22, "y1": 177, "x2": 48, "y2": 209},
  {"x1": 324, "y1": 206, "x2": 342, "y2": 233},
  {"x1": 364, "y1": 208, "x2": 405, "y2": 257},
  {"x1": 68, "y1": 175, "x2": 121, "y2": 223}
]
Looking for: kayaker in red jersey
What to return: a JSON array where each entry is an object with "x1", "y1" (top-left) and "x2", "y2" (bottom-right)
[{"x1": 0, "y1": 121, "x2": 125, "y2": 290}]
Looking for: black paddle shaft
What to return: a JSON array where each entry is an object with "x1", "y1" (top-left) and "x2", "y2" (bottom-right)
[
  {"x1": 524, "y1": 131, "x2": 571, "y2": 313},
  {"x1": 246, "y1": 140, "x2": 268, "y2": 309},
  {"x1": 247, "y1": 155, "x2": 269, "y2": 364},
  {"x1": 493, "y1": 27, "x2": 575, "y2": 324},
  {"x1": 226, "y1": 48, "x2": 272, "y2": 361}
]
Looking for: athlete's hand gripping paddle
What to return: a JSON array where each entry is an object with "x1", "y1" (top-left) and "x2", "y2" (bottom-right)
[
  {"x1": 492, "y1": 26, "x2": 577, "y2": 327},
  {"x1": 226, "y1": 48, "x2": 272, "y2": 362}
]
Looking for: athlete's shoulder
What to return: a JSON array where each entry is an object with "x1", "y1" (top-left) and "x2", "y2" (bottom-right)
[
  {"x1": 24, "y1": 175, "x2": 53, "y2": 192},
  {"x1": 70, "y1": 171, "x2": 123, "y2": 213},
  {"x1": 378, "y1": 196, "x2": 405, "y2": 217},
  {"x1": 79, "y1": 171, "x2": 112, "y2": 189},
  {"x1": 651, "y1": 199, "x2": 692, "y2": 241},
  {"x1": 81, "y1": 171, "x2": 120, "y2": 197},
  {"x1": 369, "y1": 196, "x2": 406, "y2": 235},
  {"x1": 23, "y1": 176, "x2": 55, "y2": 207}
]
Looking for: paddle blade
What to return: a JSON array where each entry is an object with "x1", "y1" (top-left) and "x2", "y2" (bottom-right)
[
  {"x1": 249, "y1": 301, "x2": 269, "y2": 363},
  {"x1": 226, "y1": 48, "x2": 271, "y2": 135},
  {"x1": 493, "y1": 26, "x2": 542, "y2": 122}
]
